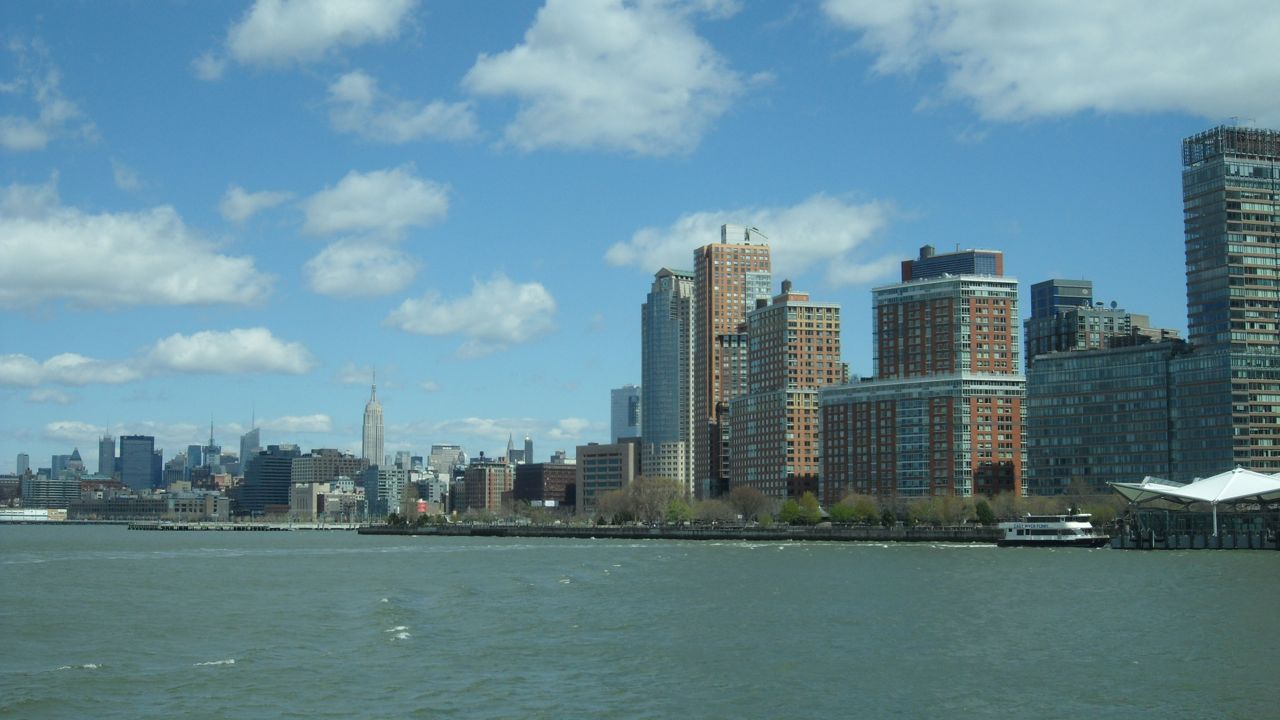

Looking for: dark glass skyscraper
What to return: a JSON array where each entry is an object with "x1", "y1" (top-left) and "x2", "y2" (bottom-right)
[
  {"x1": 119, "y1": 435, "x2": 155, "y2": 491},
  {"x1": 1176, "y1": 126, "x2": 1280, "y2": 477}
]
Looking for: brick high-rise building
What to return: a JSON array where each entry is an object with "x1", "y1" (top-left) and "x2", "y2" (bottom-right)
[
  {"x1": 821, "y1": 246, "x2": 1024, "y2": 502},
  {"x1": 693, "y1": 225, "x2": 771, "y2": 497},
  {"x1": 729, "y1": 281, "x2": 843, "y2": 499}
]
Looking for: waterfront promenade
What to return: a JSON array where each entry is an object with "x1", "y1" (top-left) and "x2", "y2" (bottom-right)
[{"x1": 358, "y1": 523, "x2": 1005, "y2": 543}]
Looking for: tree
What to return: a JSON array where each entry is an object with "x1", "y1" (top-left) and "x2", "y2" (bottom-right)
[
  {"x1": 797, "y1": 492, "x2": 822, "y2": 525},
  {"x1": 629, "y1": 476, "x2": 685, "y2": 524},
  {"x1": 974, "y1": 499, "x2": 996, "y2": 526},
  {"x1": 693, "y1": 498, "x2": 737, "y2": 523},
  {"x1": 829, "y1": 501, "x2": 857, "y2": 523},
  {"x1": 666, "y1": 498, "x2": 692, "y2": 524},
  {"x1": 728, "y1": 486, "x2": 769, "y2": 523},
  {"x1": 595, "y1": 489, "x2": 632, "y2": 524},
  {"x1": 880, "y1": 508, "x2": 896, "y2": 527},
  {"x1": 778, "y1": 499, "x2": 801, "y2": 524}
]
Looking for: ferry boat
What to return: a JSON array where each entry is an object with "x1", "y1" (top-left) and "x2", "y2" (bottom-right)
[{"x1": 997, "y1": 513, "x2": 1110, "y2": 548}]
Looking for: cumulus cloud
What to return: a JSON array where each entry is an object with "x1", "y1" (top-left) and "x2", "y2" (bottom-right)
[
  {"x1": 219, "y1": 184, "x2": 293, "y2": 223},
  {"x1": 146, "y1": 328, "x2": 315, "y2": 375},
  {"x1": 0, "y1": 353, "x2": 141, "y2": 387},
  {"x1": 223, "y1": 0, "x2": 416, "y2": 67},
  {"x1": 463, "y1": 0, "x2": 742, "y2": 154},
  {"x1": 822, "y1": 0, "x2": 1280, "y2": 123},
  {"x1": 259, "y1": 414, "x2": 333, "y2": 433},
  {"x1": 327, "y1": 70, "x2": 477, "y2": 143},
  {"x1": 0, "y1": 39, "x2": 96, "y2": 152},
  {"x1": 0, "y1": 178, "x2": 273, "y2": 308},
  {"x1": 302, "y1": 166, "x2": 448, "y2": 238},
  {"x1": 334, "y1": 362, "x2": 379, "y2": 386},
  {"x1": 606, "y1": 193, "x2": 897, "y2": 286},
  {"x1": 304, "y1": 240, "x2": 418, "y2": 297},
  {"x1": 385, "y1": 274, "x2": 557, "y2": 357}
]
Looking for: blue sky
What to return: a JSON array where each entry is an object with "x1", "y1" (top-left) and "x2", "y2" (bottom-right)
[{"x1": 4, "y1": 0, "x2": 1278, "y2": 474}]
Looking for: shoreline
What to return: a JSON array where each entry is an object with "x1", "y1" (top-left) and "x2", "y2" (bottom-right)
[{"x1": 357, "y1": 523, "x2": 1006, "y2": 543}]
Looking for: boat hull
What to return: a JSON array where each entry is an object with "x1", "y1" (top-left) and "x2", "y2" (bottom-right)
[{"x1": 996, "y1": 537, "x2": 1110, "y2": 548}]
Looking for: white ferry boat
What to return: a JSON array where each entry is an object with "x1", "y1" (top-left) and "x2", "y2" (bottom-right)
[{"x1": 997, "y1": 513, "x2": 1110, "y2": 548}]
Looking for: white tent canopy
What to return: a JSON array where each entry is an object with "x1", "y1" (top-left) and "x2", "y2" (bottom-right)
[{"x1": 1109, "y1": 467, "x2": 1280, "y2": 535}]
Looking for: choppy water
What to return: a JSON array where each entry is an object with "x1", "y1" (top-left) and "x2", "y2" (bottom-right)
[{"x1": 1, "y1": 525, "x2": 1275, "y2": 719}]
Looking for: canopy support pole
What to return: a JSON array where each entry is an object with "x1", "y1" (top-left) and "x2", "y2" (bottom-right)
[{"x1": 1212, "y1": 503, "x2": 1218, "y2": 537}]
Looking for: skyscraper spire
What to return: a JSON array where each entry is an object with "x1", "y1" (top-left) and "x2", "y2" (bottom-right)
[{"x1": 362, "y1": 373, "x2": 384, "y2": 467}]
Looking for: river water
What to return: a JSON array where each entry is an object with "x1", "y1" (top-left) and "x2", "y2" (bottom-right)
[{"x1": 1, "y1": 525, "x2": 1275, "y2": 719}]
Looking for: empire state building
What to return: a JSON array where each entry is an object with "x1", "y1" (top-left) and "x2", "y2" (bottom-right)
[{"x1": 362, "y1": 381, "x2": 384, "y2": 467}]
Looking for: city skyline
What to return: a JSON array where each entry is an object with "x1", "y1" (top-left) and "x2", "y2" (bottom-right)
[{"x1": 5, "y1": 1, "x2": 1280, "y2": 472}]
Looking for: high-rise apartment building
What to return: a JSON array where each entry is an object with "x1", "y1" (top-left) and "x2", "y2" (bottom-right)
[
  {"x1": 729, "y1": 281, "x2": 843, "y2": 499},
  {"x1": 291, "y1": 448, "x2": 367, "y2": 486},
  {"x1": 821, "y1": 246, "x2": 1024, "y2": 502},
  {"x1": 362, "y1": 381, "x2": 384, "y2": 467},
  {"x1": 119, "y1": 435, "x2": 156, "y2": 491},
  {"x1": 693, "y1": 225, "x2": 771, "y2": 497},
  {"x1": 641, "y1": 269, "x2": 696, "y2": 493},
  {"x1": 610, "y1": 385, "x2": 642, "y2": 442},
  {"x1": 16, "y1": 453, "x2": 29, "y2": 476},
  {"x1": 1174, "y1": 125, "x2": 1280, "y2": 478}
]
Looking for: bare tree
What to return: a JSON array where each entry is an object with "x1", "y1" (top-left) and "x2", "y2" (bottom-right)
[
  {"x1": 727, "y1": 486, "x2": 769, "y2": 522},
  {"x1": 628, "y1": 476, "x2": 685, "y2": 524}
]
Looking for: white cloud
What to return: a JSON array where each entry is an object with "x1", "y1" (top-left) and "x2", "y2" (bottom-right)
[
  {"x1": 259, "y1": 414, "x2": 333, "y2": 433},
  {"x1": 327, "y1": 70, "x2": 477, "y2": 143},
  {"x1": 191, "y1": 51, "x2": 227, "y2": 81},
  {"x1": 111, "y1": 158, "x2": 141, "y2": 191},
  {"x1": 219, "y1": 184, "x2": 293, "y2": 223},
  {"x1": 304, "y1": 240, "x2": 418, "y2": 297},
  {"x1": 302, "y1": 166, "x2": 448, "y2": 238},
  {"x1": 0, "y1": 39, "x2": 95, "y2": 152},
  {"x1": 224, "y1": 0, "x2": 417, "y2": 67},
  {"x1": 606, "y1": 193, "x2": 896, "y2": 286},
  {"x1": 146, "y1": 328, "x2": 315, "y2": 375},
  {"x1": 420, "y1": 380, "x2": 439, "y2": 393},
  {"x1": 822, "y1": 0, "x2": 1280, "y2": 123},
  {"x1": 44, "y1": 420, "x2": 103, "y2": 443},
  {"x1": 27, "y1": 388, "x2": 73, "y2": 405},
  {"x1": 384, "y1": 274, "x2": 557, "y2": 357},
  {"x1": 463, "y1": 0, "x2": 742, "y2": 154},
  {"x1": 0, "y1": 353, "x2": 141, "y2": 387},
  {"x1": 0, "y1": 178, "x2": 273, "y2": 308}
]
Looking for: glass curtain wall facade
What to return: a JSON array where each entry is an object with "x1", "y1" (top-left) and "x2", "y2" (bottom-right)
[
  {"x1": 640, "y1": 268, "x2": 695, "y2": 494},
  {"x1": 1178, "y1": 126, "x2": 1280, "y2": 477}
]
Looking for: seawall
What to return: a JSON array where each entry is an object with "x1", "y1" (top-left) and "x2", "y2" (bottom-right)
[{"x1": 357, "y1": 523, "x2": 1004, "y2": 543}]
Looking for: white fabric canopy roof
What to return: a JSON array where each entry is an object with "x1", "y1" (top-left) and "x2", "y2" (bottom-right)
[{"x1": 1110, "y1": 467, "x2": 1280, "y2": 506}]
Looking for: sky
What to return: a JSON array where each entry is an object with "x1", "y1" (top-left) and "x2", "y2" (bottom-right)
[{"x1": 4, "y1": 0, "x2": 1280, "y2": 474}]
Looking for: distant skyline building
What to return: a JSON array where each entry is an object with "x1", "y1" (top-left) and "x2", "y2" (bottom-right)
[
  {"x1": 641, "y1": 267, "x2": 696, "y2": 495},
  {"x1": 16, "y1": 453, "x2": 29, "y2": 475},
  {"x1": 729, "y1": 281, "x2": 844, "y2": 499},
  {"x1": 464, "y1": 456, "x2": 513, "y2": 512},
  {"x1": 610, "y1": 385, "x2": 641, "y2": 442},
  {"x1": 693, "y1": 225, "x2": 772, "y2": 497},
  {"x1": 821, "y1": 249, "x2": 1024, "y2": 502},
  {"x1": 240, "y1": 426, "x2": 261, "y2": 472},
  {"x1": 524, "y1": 435, "x2": 534, "y2": 465},
  {"x1": 362, "y1": 380, "x2": 384, "y2": 467},
  {"x1": 1024, "y1": 278, "x2": 1179, "y2": 366},
  {"x1": 427, "y1": 444, "x2": 466, "y2": 478},
  {"x1": 239, "y1": 444, "x2": 301, "y2": 515},
  {"x1": 119, "y1": 435, "x2": 156, "y2": 491},
  {"x1": 98, "y1": 435, "x2": 115, "y2": 477}
]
